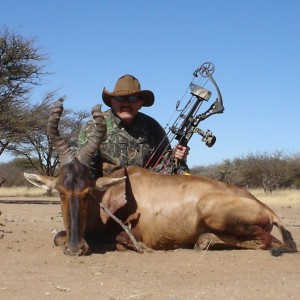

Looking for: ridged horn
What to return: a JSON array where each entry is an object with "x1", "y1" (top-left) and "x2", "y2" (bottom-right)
[
  {"x1": 76, "y1": 104, "x2": 106, "y2": 168},
  {"x1": 47, "y1": 100, "x2": 75, "y2": 166}
]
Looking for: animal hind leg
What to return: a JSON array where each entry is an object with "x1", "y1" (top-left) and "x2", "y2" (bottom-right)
[
  {"x1": 195, "y1": 232, "x2": 243, "y2": 250},
  {"x1": 271, "y1": 225, "x2": 297, "y2": 256},
  {"x1": 195, "y1": 225, "x2": 284, "y2": 251},
  {"x1": 231, "y1": 224, "x2": 284, "y2": 250}
]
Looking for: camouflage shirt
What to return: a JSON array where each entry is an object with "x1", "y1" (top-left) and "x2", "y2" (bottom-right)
[{"x1": 78, "y1": 109, "x2": 189, "y2": 177}]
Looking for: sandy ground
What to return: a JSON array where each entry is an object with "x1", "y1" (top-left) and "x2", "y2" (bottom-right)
[{"x1": 0, "y1": 195, "x2": 299, "y2": 300}]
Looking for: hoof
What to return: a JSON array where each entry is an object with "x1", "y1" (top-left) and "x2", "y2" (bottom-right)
[{"x1": 54, "y1": 231, "x2": 67, "y2": 246}]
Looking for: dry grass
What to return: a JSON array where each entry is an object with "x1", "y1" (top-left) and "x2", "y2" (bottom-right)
[
  {"x1": 0, "y1": 185, "x2": 298, "y2": 202},
  {"x1": 0, "y1": 186, "x2": 58, "y2": 198},
  {"x1": 250, "y1": 189, "x2": 300, "y2": 204}
]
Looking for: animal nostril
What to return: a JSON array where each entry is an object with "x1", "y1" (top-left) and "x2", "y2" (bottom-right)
[
  {"x1": 76, "y1": 248, "x2": 84, "y2": 256},
  {"x1": 64, "y1": 246, "x2": 84, "y2": 256},
  {"x1": 81, "y1": 246, "x2": 89, "y2": 256},
  {"x1": 63, "y1": 247, "x2": 72, "y2": 256},
  {"x1": 65, "y1": 241, "x2": 89, "y2": 256}
]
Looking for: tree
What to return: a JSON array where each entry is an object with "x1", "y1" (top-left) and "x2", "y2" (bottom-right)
[
  {"x1": 287, "y1": 153, "x2": 300, "y2": 189},
  {"x1": 191, "y1": 159, "x2": 245, "y2": 185},
  {"x1": 191, "y1": 151, "x2": 296, "y2": 193},
  {"x1": 240, "y1": 151, "x2": 290, "y2": 193},
  {"x1": 0, "y1": 26, "x2": 47, "y2": 156},
  {"x1": 9, "y1": 94, "x2": 89, "y2": 177},
  {"x1": 0, "y1": 161, "x2": 27, "y2": 187},
  {"x1": 0, "y1": 158, "x2": 39, "y2": 187}
]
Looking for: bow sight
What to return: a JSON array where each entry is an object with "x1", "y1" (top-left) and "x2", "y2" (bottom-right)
[{"x1": 145, "y1": 62, "x2": 224, "y2": 173}]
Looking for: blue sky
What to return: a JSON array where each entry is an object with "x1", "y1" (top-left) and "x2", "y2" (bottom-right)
[{"x1": 1, "y1": 0, "x2": 299, "y2": 167}]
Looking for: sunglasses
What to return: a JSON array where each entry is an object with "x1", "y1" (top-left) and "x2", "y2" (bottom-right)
[{"x1": 113, "y1": 96, "x2": 141, "y2": 103}]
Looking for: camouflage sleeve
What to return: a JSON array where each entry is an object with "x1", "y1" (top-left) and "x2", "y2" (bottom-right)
[
  {"x1": 78, "y1": 118, "x2": 103, "y2": 179},
  {"x1": 78, "y1": 118, "x2": 95, "y2": 148},
  {"x1": 147, "y1": 117, "x2": 190, "y2": 174},
  {"x1": 153, "y1": 153, "x2": 190, "y2": 175},
  {"x1": 175, "y1": 160, "x2": 190, "y2": 175}
]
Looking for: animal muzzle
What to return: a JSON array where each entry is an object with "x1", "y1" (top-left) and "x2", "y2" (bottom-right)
[
  {"x1": 54, "y1": 230, "x2": 89, "y2": 256},
  {"x1": 64, "y1": 239, "x2": 89, "y2": 256}
]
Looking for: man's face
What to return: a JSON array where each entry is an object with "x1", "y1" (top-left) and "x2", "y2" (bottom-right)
[{"x1": 111, "y1": 96, "x2": 143, "y2": 125}]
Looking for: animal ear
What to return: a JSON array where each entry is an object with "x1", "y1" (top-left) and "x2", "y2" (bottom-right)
[
  {"x1": 100, "y1": 193, "x2": 128, "y2": 225},
  {"x1": 95, "y1": 176, "x2": 126, "y2": 191},
  {"x1": 23, "y1": 173, "x2": 58, "y2": 190},
  {"x1": 98, "y1": 176, "x2": 128, "y2": 224}
]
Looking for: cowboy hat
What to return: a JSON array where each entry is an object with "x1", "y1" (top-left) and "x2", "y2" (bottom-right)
[{"x1": 102, "y1": 74, "x2": 154, "y2": 107}]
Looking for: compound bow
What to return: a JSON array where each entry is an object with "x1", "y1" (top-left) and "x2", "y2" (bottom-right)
[{"x1": 145, "y1": 62, "x2": 224, "y2": 174}]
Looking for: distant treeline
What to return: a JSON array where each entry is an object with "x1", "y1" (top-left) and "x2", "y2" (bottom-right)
[
  {"x1": 190, "y1": 151, "x2": 300, "y2": 193},
  {"x1": 1, "y1": 151, "x2": 299, "y2": 194}
]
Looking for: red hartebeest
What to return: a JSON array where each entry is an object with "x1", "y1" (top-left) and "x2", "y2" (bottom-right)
[
  {"x1": 24, "y1": 101, "x2": 298, "y2": 256},
  {"x1": 24, "y1": 101, "x2": 125, "y2": 255}
]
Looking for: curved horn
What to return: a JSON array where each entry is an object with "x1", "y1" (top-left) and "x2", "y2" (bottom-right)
[
  {"x1": 47, "y1": 100, "x2": 75, "y2": 166},
  {"x1": 76, "y1": 104, "x2": 106, "y2": 168}
]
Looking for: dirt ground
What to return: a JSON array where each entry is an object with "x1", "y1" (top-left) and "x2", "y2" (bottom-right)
[{"x1": 0, "y1": 195, "x2": 299, "y2": 300}]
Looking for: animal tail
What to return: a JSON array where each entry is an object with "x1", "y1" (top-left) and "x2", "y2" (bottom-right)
[{"x1": 271, "y1": 224, "x2": 298, "y2": 256}]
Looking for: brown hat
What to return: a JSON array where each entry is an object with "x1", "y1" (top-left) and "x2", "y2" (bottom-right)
[{"x1": 102, "y1": 74, "x2": 154, "y2": 107}]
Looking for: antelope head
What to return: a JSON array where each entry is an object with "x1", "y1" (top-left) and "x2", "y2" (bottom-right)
[{"x1": 24, "y1": 101, "x2": 125, "y2": 255}]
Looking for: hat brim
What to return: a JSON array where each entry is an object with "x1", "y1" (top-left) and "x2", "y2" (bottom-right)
[{"x1": 102, "y1": 88, "x2": 154, "y2": 107}]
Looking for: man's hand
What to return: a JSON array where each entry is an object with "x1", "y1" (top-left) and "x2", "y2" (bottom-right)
[{"x1": 173, "y1": 144, "x2": 190, "y2": 161}]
